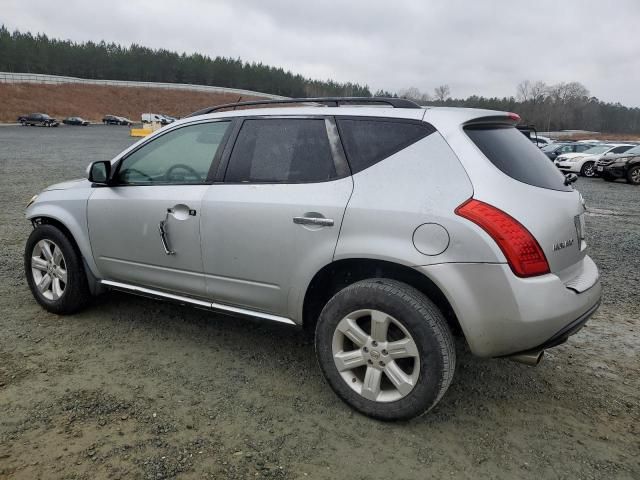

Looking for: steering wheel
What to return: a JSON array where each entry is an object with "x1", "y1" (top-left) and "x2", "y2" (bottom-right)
[
  {"x1": 121, "y1": 167, "x2": 153, "y2": 182},
  {"x1": 166, "y1": 164, "x2": 203, "y2": 182}
]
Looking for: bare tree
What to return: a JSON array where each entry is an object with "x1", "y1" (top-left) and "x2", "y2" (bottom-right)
[
  {"x1": 398, "y1": 87, "x2": 431, "y2": 104},
  {"x1": 517, "y1": 80, "x2": 548, "y2": 103},
  {"x1": 434, "y1": 84, "x2": 450, "y2": 101},
  {"x1": 516, "y1": 80, "x2": 532, "y2": 102}
]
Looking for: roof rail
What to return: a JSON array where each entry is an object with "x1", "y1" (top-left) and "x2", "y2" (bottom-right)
[{"x1": 188, "y1": 97, "x2": 420, "y2": 117}]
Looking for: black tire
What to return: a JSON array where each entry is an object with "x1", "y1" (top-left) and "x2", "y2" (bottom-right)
[
  {"x1": 580, "y1": 161, "x2": 595, "y2": 177},
  {"x1": 627, "y1": 166, "x2": 640, "y2": 185},
  {"x1": 315, "y1": 279, "x2": 456, "y2": 421},
  {"x1": 24, "y1": 225, "x2": 91, "y2": 314}
]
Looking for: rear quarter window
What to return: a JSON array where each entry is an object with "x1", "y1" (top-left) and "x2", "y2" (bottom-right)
[
  {"x1": 336, "y1": 118, "x2": 435, "y2": 174},
  {"x1": 465, "y1": 126, "x2": 572, "y2": 192}
]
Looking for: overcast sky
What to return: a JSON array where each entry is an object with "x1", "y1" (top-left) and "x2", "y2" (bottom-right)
[{"x1": 5, "y1": 0, "x2": 640, "y2": 106}]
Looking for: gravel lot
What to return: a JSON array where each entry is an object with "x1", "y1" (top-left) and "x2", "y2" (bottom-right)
[{"x1": 0, "y1": 125, "x2": 638, "y2": 479}]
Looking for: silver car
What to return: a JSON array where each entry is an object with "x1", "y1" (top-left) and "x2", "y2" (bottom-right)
[{"x1": 24, "y1": 97, "x2": 601, "y2": 420}]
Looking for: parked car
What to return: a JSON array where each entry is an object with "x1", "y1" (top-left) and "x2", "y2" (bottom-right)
[
  {"x1": 596, "y1": 145, "x2": 640, "y2": 185},
  {"x1": 542, "y1": 142, "x2": 593, "y2": 161},
  {"x1": 142, "y1": 113, "x2": 170, "y2": 125},
  {"x1": 555, "y1": 143, "x2": 635, "y2": 177},
  {"x1": 102, "y1": 115, "x2": 130, "y2": 126},
  {"x1": 24, "y1": 97, "x2": 601, "y2": 421},
  {"x1": 17, "y1": 113, "x2": 59, "y2": 127},
  {"x1": 162, "y1": 115, "x2": 178, "y2": 123},
  {"x1": 62, "y1": 117, "x2": 90, "y2": 126}
]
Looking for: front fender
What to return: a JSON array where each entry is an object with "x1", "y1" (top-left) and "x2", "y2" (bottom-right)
[{"x1": 26, "y1": 189, "x2": 100, "y2": 278}]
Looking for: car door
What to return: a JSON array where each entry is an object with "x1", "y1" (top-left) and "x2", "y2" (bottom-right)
[
  {"x1": 201, "y1": 116, "x2": 353, "y2": 319},
  {"x1": 88, "y1": 120, "x2": 232, "y2": 298}
]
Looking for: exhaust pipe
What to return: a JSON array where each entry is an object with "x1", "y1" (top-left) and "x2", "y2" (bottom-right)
[{"x1": 508, "y1": 350, "x2": 544, "y2": 366}]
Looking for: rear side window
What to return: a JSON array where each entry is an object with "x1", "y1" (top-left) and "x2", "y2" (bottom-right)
[
  {"x1": 337, "y1": 118, "x2": 435, "y2": 174},
  {"x1": 225, "y1": 118, "x2": 337, "y2": 183},
  {"x1": 465, "y1": 126, "x2": 572, "y2": 192}
]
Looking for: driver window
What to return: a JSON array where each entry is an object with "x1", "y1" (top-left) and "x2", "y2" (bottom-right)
[{"x1": 117, "y1": 121, "x2": 230, "y2": 184}]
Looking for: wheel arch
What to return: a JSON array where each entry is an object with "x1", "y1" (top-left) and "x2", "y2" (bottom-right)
[
  {"x1": 301, "y1": 258, "x2": 463, "y2": 339},
  {"x1": 27, "y1": 208, "x2": 100, "y2": 280}
]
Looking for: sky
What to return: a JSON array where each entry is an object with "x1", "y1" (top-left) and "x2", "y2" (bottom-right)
[{"x1": 4, "y1": 0, "x2": 640, "y2": 106}]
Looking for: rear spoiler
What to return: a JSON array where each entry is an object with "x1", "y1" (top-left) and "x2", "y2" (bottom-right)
[{"x1": 463, "y1": 112, "x2": 521, "y2": 127}]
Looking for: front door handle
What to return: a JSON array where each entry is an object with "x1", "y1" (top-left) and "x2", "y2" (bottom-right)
[
  {"x1": 293, "y1": 216, "x2": 334, "y2": 227},
  {"x1": 158, "y1": 212, "x2": 175, "y2": 256}
]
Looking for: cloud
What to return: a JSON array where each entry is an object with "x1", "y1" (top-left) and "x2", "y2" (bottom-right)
[{"x1": 4, "y1": 0, "x2": 640, "y2": 105}]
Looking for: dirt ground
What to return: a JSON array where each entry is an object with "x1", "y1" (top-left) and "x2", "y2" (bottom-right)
[
  {"x1": 0, "y1": 83, "x2": 266, "y2": 123},
  {"x1": 0, "y1": 125, "x2": 638, "y2": 480}
]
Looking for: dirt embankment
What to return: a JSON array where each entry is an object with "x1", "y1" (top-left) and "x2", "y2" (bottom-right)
[{"x1": 0, "y1": 83, "x2": 267, "y2": 123}]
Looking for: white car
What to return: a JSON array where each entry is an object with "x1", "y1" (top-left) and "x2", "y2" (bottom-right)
[{"x1": 555, "y1": 143, "x2": 635, "y2": 177}]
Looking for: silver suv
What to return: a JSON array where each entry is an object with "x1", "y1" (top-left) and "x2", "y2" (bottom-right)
[{"x1": 24, "y1": 97, "x2": 601, "y2": 420}]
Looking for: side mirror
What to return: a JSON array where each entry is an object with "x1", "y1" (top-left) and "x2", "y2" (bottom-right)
[
  {"x1": 87, "y1": 161, "x2": 111, "y2": 184},
  {"x1": 564, "y1": 173, "x2": 578, "y2": 186}
]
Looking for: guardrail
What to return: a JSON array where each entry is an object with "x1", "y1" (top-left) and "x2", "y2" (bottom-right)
[{"x1": 0, "y1": 72, "x2": 287, "y2": 99}]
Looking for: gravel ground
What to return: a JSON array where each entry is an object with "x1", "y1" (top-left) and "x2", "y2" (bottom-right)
[{"x1": 0, "y1": 125, "x2": 638, "y2": 479}]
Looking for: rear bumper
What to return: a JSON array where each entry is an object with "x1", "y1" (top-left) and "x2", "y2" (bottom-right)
[
  {"x1": 504, "y1": 300, "x2": 599, "y2": 356},
  {"x1": 417, "y1": 256, "x2": 602, "y2": 357}
]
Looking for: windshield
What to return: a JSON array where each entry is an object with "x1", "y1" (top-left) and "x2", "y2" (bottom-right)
[
  {"x1": 622, "y1": 145, "x2": 640, "y2": 155},
  {"x1": 582, "y1": 145, "x2": 612, "y2": 155},
  {"x1": 542, "y1": 144, "x2": 559, "y2": 152}
]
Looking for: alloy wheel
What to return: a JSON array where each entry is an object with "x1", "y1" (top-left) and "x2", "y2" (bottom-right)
[
  {"x1": 583, "y1": 163, "x2": 595, "y2": 177},
  {"x1": 332, "y1": 309, "x2": 420, "y2": 402},
  {"x1": 31, "y1": 239, "x2": 67, "y2": 301}
]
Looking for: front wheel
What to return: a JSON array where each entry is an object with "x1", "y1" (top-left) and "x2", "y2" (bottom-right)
[
  {"x1": 315, "y1": 279, "x2": 456, "y2": 421},
  {"x1": 581, "y1": 161, "x2": 596, "y2": 177},
  {"x1": 627, "y1": 166, "x2": 640, "y2": 185},
  {"x1": 24, "y1": 225, "x2": 90, "y2": 314}
]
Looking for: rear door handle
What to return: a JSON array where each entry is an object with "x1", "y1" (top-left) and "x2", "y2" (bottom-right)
[{"x1": 293, "y1": 216, "x2": 334, "y2": 227}]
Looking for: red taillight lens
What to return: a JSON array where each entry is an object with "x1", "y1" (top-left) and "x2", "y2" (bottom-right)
[{"x1": 455, "y1": 199, "x2": 550, "y2": 277}]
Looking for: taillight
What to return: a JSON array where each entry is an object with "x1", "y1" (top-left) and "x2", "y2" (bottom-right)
[{"x1": 455, "y1": 199, "x2": 550, "y2": 277}]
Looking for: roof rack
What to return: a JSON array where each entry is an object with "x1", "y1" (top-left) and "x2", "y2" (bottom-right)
[{"x1": 188, "y1": 97, "x2": 420, "y2": 117}]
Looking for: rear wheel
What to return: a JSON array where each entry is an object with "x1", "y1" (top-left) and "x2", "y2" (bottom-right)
[
  {"x1": 24, "y1": 225, "x2": 90, "y2": 314},
  {"x1": 627, "y1": 166, "x2": 640, "y2": 185},
  {"x1": 581, "y1": 161, "x2": 596, "y2": 177},
  {"x1": 315, "y1": 279, "x2": 456, "y2": 421}
]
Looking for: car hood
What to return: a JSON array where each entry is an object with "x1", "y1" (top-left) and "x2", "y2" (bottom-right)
[{"x1": 44, "y1": 178, "x2": 90, "y2": 191}]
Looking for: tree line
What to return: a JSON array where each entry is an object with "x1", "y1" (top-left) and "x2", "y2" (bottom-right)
[
  {"x1": 398, "y1": 82, "x2": 640, "y2": 134},
  {"x1": 1, "y1": 26, "x2": 639, "y2": 133},
  {"x1": 0, "y1": 26, "x2": 371, "y2": 97}
]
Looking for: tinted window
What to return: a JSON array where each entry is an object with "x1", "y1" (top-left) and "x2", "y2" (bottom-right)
[
  {"x1": 465, "y1": 126, "x2": 572, "y2": 192},
  {"x1": 611, "y1": 145, "x2": 633, "y2": 154},
  {"x1": 117, "y1": 121, "x2": 229, "y2": 184},
  {"x1": 337, "y1": 118, "x2": 434, "y2": 173},
  {"x1": 225, "y1": 118, "x2": 337, "y2": 183}
]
